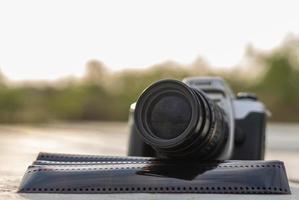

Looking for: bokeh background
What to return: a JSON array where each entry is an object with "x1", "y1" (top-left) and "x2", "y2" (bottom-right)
[{"x1": 0, "y1": 38, "x2": 299, "y2": 123}]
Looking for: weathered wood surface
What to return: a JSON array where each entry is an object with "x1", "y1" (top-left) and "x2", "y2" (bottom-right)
[{"x1": 0, "y1": 122, "x2": 298, "y2": 199}]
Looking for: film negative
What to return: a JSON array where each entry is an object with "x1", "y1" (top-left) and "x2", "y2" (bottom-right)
[{"x1": 19, "y1": 153, "x2": 291, "y2": 194}]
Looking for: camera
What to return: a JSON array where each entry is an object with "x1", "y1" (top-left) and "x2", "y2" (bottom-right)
[{"x1": 128, "y1": 77, "x2": 267, "y2": 160}]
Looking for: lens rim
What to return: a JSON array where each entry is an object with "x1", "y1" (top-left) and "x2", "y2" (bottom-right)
[{"x1": 134, "y1": 79, "x2": 203, "y2": 149}]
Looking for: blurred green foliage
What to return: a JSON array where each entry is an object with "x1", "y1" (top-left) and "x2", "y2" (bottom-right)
[{"x1": 0, "y1": 38, "x2": 299, "y2": 123}]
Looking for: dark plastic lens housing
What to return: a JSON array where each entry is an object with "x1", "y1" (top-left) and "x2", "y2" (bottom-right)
[{"x1": 134, "y1": 80, "x2": 228, "y2": 160}]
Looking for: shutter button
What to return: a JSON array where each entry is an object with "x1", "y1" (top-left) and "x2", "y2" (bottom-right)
[{"x1": 236, "y1": 92, "x2": 258, "y2": 100}]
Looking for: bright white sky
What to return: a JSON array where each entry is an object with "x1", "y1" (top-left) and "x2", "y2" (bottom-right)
[{"x1": 0, "y1": 0, "x2": 299, "y2": 80}]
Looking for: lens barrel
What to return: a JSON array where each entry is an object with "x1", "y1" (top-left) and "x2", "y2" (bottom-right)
[{"x1": 134, "y1": 80, "x2": 228, "y2": 160}]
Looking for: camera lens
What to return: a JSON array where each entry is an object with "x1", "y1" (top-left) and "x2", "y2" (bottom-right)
[
  {"x1": 147, "y1": 94, "x2": 192, "y2": 140},
  {"x1": 134, "y1": 80, "x2": 228, "y2": 160}
]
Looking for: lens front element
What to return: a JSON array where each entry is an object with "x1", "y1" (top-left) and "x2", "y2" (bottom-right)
[{"x1": 148, "y1": 93, "x2": 192, "y2": 140}]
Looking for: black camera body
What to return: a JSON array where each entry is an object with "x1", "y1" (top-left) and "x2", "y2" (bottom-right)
[{"x1": 128, "y1": 77, "x2": 267, "y2": 160}]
